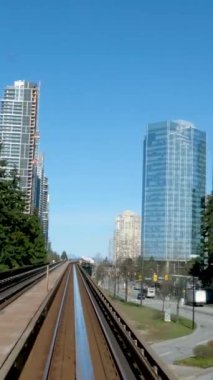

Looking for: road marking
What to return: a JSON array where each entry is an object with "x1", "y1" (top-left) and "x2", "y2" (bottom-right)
[{"x1": 159, "y1": 351, "x2": 170, "y2": 357}]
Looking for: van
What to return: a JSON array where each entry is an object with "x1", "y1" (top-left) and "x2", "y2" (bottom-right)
[{"x1": 145, "y1": 287, "x2": 155, "y2": 298}]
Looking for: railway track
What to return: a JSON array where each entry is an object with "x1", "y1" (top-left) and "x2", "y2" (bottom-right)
[
  {"x1": 3, "y1": 263, "x2": 177, "y2": 380},
  {"x1": 0, "y1": 263, "x2": 62, "y2": 310}
]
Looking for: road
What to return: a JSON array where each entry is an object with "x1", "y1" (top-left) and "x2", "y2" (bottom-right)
[
  {"x1": 143, "y1": 298, "x2": 213, "y2": 380},
  {"x1": 102, "y1": 280, "x2": 213, "y2": 379}
]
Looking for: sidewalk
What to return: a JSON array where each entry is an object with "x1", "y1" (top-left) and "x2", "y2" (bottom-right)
[{"x1": 171, "y1": 364, "x2": 213, "y2": 380}]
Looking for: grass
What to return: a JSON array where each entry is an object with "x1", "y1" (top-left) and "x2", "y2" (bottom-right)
[
  {"x1": 175, "y1": 339, "x2": 213, "y2": 368},
  {"x1": 175, "y1": 357, "x2": 213, "y2": 368},
  {"x1": 110, "y1": 298, "x2": 194, "y2": 343}
]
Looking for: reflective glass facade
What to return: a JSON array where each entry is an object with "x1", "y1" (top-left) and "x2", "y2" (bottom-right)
[{"x1": 142, "y1": 121, "x2": 206, "y2": 261}]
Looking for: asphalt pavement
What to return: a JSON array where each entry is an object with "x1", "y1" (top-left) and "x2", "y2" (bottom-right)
[{"x1": 102, "y1": 280, "x2": 213, "y2": 379}]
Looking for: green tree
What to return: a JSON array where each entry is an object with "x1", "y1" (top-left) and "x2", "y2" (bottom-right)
[
  {"x1": 47, "y1": 246, "x2": 60, "y2": 263},
  {"x1": 0, "y1": 156, "x2": 47, "y2": 269},
  {"x1": 61, "y1": 251, "x2": 68, "y2": 260},
  {"x1": 191, "y1": 195, "x2": 213, "y2": 287}
]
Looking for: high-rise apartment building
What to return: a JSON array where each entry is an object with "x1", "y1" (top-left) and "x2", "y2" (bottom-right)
[
  {"x1": 0, "y1": 80, "x2": 39, "y2": 213},
  {"x1": 0, "y1": 80, "x2": 49, "y2": 244},
  {"x1": 113, "y1": 210, "x2": 141, "y2": 261},
  {"x1": 32, "y1": 154, "x2": 49, "y2": 246},
  {"x1": 142, "y1": 120, "x2": 206, "y2": 261},
  {"x1": 40, "y1": 175, "x2": 49, "y2": 246}
]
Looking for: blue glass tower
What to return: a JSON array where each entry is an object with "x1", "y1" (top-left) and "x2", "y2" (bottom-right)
[{"x1": 142, "y1": 121, "x2": 206, "y2": 261}]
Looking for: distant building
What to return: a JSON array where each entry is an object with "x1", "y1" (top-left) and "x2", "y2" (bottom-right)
[
  {"x1": 40, "y1": 175, "x2": 49, "y2": 246},
  {"x1": 113, "y1": 210, "x2": 141, "y2": 261},
  {"x1": 0, "y1": 80, "x2": 39, "y2": 213},
  {"x1": 32, "y1": 154, "x2": 49, "y2": 246},
  {"x1": 142, "y1": 120, "x2": 206, "y2": 261}
]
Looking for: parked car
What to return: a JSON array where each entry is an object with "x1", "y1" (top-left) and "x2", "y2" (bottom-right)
[{"x1": 137, "y1": 292, "x2": 145, "y2": 300}]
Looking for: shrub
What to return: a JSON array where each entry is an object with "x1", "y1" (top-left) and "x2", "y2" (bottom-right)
[
  {"x1": 207, "y1": 340, "x2": 213, "y2": 349},
  {"x1": 0, "y1": 264, "x2": 9, "y2": 272},
  {"x1": 194, "y1": 341, "x2": 213, "y2": 358}
]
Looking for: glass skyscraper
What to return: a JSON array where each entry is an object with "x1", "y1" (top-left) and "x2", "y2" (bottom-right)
[{"x1": 142, "y1": 120, "x2": 206, "y2": 261}]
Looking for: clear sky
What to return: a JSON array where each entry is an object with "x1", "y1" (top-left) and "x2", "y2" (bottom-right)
[{"x1": 1, "y1": 0, "x2": 213, "y2": 258}]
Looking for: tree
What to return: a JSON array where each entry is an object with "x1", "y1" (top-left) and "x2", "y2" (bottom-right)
[
  {"x1": 47, "y1": 245, "x2": 60, "y2": 263},
  {"x1": 160, "y1": 280, "x2": 172, "y2": 315},
  {"x1": 135, "y1": 256, "x2": 160, "y2": 281},
  {"x1": 95, "y1": 263, "x2": 106, "y2": 285},
  {"x1": 190, "y1": 195, "x2": 213, "y2": 287},
  {"x1": 173, "y1": 277, "x2": 185, "y2": 323},
  {"x1": 0, "y1": 154, "x2": 47, "y2": 269},
  {"x1": 118, "y1": 257, "x2": 134, "y2": 302},
  {"x1": 61, "y1": 251, "x2": 68, "y2": 260}
]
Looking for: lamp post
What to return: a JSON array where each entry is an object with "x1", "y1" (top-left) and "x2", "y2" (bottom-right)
[
  {"x1": 192, "y1": 275, "x2": 195, "y2": 329},
  {"x1": 140, "y1": 255, "x2": 144, "y2": 306},
  {"x1": 113, "y1": 263, "x2": 117, "y2": 298}
]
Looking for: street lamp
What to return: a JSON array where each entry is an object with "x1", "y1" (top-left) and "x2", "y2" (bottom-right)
[
  {"x1": 192, "y1": 275, "x2": 195, "y2": 329},
  {"x1": 113, "y1": 261, "x2": 117, "y2": 298},
  {"x1": 140, "y1": 255, "x2": 144, "y2": 306}
]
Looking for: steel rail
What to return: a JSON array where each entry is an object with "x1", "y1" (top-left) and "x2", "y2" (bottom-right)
[
  {"x1": 0, "y1": 262, "x2": 61, "y2": 287},
  {"x1": 41, "y1": 267, "x2": 71, "y2": 380},
  {"x1": 0, "y1": 263, "x2": 63, "y2": 309},
  {"x1": 77, "y1": 266, "x2": 135, "y2": 380},
  {"x1": 0, "y1": 267, "x2": 45, "y2": 286},
  {"x1": 0, "y1": 269, "x2": 45, "y2": 294},
  {"x1": 79, "y1": 266, "x2": 177, "y2": 380}
]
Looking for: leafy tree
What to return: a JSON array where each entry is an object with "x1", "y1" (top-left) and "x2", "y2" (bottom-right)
[
  {"x1": 0, "y1": 153, "x2": 47, "y2": 269},
  {"x1": 190, "y1": 195, "x2": 213, "y2": 287}
]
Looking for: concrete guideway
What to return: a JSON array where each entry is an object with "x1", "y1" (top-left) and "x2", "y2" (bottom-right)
[
  {"x1": 0, "y1": 262, "x2": 69, "y2": 378},
  {"x1": 20, "y1": 264, "x2": 76, "y2": 380},
  {"x1": 1, "y1": 267, "x2": 209, "y2": 379}
]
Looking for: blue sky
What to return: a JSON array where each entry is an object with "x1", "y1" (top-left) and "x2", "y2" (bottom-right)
[{"x1": 1, "y1": 0, "x2": 213, "y2": 258}]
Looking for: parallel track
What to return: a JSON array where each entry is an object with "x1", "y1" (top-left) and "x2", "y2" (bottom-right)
[
  {"x1": 0, "y1": 263, "x2": 62, "y2": 310},
  {"x1": 3, "y1": 263, "x2": 177, "y2": 380}
]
